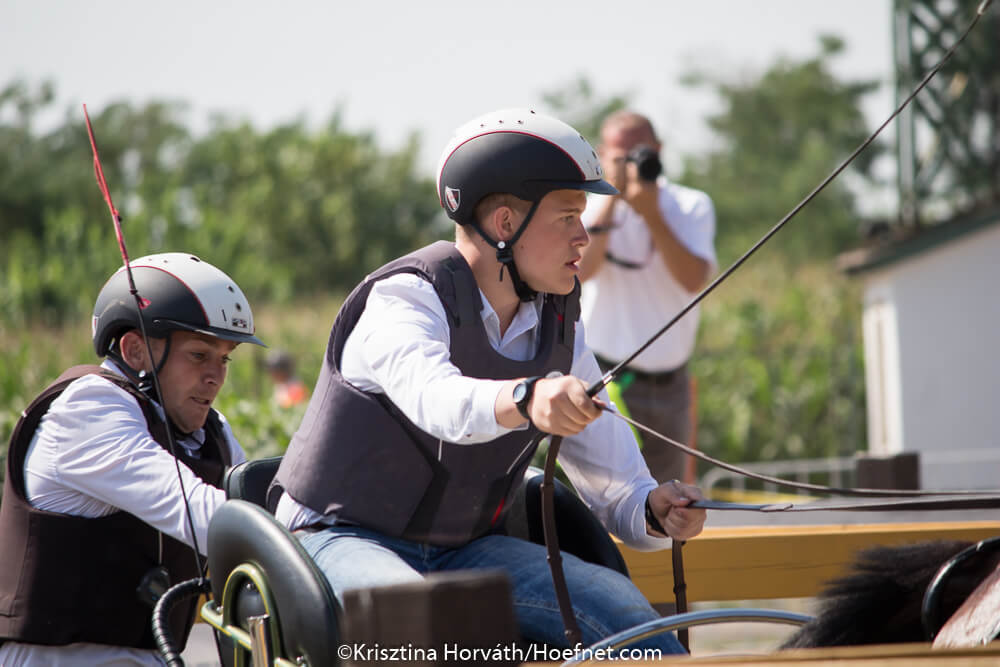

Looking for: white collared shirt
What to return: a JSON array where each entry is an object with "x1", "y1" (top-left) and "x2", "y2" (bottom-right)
[
  {"x1": 277, "y1": 269, "x2": 667, "y2": 552},
  {"x1": 21, "y1": 360, "x2": 245, "y2": 545},
  {"x1": 581, "y1": 178, "x2": 717, "y2": 372}
]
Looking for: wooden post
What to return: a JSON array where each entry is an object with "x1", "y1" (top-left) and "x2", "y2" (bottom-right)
[
  {"x1": 856, "y1": 452, "x2": 921, "y2": 490},
  {"x1": 340, "y1": 570, "x2": 518, "y2": 666}
]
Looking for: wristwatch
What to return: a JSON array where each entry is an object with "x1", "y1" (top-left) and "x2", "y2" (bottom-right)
[
  {"x1": 645, "y1": 495, "x2": 667, "y2": 536},
  {"x1": 513, "y1": 376, "x2": 543, "y2": 420}
]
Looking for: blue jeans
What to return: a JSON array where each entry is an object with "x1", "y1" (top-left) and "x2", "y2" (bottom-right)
[{"x1": 297, "y1": 525, "x2": 686, "y2": 654}]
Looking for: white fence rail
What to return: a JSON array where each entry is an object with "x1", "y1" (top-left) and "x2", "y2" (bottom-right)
[{"x1": 699, "y1": 457, "x2": 857, "y2": 497}]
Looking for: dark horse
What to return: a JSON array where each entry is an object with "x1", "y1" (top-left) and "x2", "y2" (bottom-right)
[{"x1": 781, "y1": 539, "x2": 1000, "y2": 648}]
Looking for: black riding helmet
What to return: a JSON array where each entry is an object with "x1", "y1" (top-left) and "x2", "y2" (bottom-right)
[
  {"x1": 92, "y1": 252, "x2": 266, "y2": 361},
  {"x1": 436, "y1": 108, "x2": 617, "y2": 300}
]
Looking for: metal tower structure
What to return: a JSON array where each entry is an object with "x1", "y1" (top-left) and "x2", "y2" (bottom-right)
[{"x1": 893, "y1": 0, "x2": 1000, "y2": 226}]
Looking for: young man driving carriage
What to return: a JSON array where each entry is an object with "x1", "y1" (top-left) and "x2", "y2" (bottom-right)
[{"x1": 271, "y1": 108, "x2": 707, "y2": 653}]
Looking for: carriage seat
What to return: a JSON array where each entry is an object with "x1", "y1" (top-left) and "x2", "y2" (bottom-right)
[
  {"x1": 501, "y1": 467, "x2": 630, "y2": 578},
  {"x1": 222, "y1": 458, "x2": 629, "y2": 578},
  {"x1": 205, "y1": 499, "x2": 341, "y2": 665},
  {"x1": 222, "y1": 455, "x2": 282, "y2": 511}
]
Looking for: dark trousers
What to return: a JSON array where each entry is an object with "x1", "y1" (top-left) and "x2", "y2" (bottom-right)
[{"x1": 596, "y1": 357, "x2": 692, "y2": 485}]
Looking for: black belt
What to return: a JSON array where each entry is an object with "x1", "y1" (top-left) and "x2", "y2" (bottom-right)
[
  {"x1": 594, "y1": 355, "x2": 686, "y2": 386},
  {"x1": 292, "y1": 519, "x2": 351, "y2": 535}
]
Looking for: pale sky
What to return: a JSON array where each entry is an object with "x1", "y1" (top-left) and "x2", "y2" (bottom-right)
[{"x1": 3, "y1": 1, "x2": 894, "y2": 180}]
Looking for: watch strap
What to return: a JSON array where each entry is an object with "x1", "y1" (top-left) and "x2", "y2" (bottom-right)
[
  {"x1": 515, "y1": 375, "x2": 542, "y2": 420},
  {"x1": 645, "y1": 494, "x2": 668, "y2": 536}
]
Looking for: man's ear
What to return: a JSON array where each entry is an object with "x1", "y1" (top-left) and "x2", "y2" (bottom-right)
[
  {"x1": 489, "y1": 205, "x2": 517, "y2": 243},
  {"x1": 119, "y1": 330, "x2": 150, "y2": 372}
]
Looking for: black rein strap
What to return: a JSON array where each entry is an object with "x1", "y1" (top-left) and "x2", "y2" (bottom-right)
[
  {"x1": 671, "y1": 541, "x2": 689, "y2": 651},
  {"x1": 540, "y1": 434, "x2": 584, "y2": 645}
]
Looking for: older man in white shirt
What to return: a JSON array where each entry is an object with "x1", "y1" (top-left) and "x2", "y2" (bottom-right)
[{"x1": 0, "y1": 253, "x2": 264, "y2": 666}]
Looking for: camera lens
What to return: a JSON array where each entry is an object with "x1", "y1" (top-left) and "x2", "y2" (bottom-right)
[{"x1": 626, "y1": 145, "x2": 662, "y2": 182}]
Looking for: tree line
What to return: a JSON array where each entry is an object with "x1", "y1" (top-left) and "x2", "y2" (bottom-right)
[
  {"x1": 1, "y1": 81, "x2": 446, "y2": 325},
  {"x1": 2, "y1": 36, "x2": 879, "y2": 471}
]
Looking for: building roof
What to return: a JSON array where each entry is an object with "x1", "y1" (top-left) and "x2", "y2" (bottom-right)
[{"x1": 837, "y1": 205, "x2": 1000, "y2": 276}]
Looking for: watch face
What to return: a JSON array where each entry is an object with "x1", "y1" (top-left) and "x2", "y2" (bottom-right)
[{"x1": 513, "y1": 382, "x2": 527, "y2": 403}]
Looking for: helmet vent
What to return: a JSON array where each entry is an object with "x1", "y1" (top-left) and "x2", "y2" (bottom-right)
[
  {"x1": 227, "y1": 285, "x2": 235, "y2": 292},
  {"x1": 235, "y1": 303, "x2": 243, "y2": 312}
]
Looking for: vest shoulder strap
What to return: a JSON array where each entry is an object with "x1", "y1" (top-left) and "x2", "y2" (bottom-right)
[{"x1": 7, "y1": 366, "x2": 114, "y2": 497}]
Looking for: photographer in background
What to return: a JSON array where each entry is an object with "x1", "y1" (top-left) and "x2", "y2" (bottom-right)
[{"x1": 578, "y1": 110, "x2": 716, "y2": 484}]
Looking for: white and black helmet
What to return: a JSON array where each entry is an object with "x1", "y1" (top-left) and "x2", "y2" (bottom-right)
[
  {"x1": 92, "y1": 252, "x2": 265, "y2": 356},
  {"x1": 436, "y1": 108, "x2": 617, "y2": 226},
  {"x1": 436, "y1": 109, "x2": 617, "y2": 300}
]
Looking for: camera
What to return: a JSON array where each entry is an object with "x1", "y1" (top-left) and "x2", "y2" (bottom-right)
[{"x1": 625, "y1": 144, "x2": 662, "y2": 183}]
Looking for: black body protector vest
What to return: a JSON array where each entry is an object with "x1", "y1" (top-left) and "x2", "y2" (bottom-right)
[
  {"x1": 273, "y1": 241, "x2": 579, "y2": 546},
  {"x1": 0, "y1": 365, "x2": 231, "y2": 649}
]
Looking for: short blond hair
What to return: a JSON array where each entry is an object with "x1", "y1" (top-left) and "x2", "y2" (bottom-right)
[{"x1": 472, "y1": 192, "x2": 531, "y2": 226}]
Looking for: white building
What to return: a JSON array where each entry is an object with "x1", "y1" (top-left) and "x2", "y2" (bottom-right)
[{"x1": 839, "y1": 209, "x2": 1000, "y2": 490}]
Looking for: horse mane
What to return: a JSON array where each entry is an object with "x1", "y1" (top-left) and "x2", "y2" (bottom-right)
[{"x1": 781, "y1": 540, "x2": 1000, "y2": 648}]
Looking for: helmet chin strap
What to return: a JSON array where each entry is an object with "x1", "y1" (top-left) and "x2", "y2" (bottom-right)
[
  {"x1": 470, "y1": 199, "x2": 541, "y2": 302},
  {"x1": 109, "y1": 335, "x2": 196, "y2": 440},
  {"x1": 107, "y1": 332, "x2": 172, "y2": 402},
  {"x1": 497, "y1": 252, "x2": 537, "y2": 302}
]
